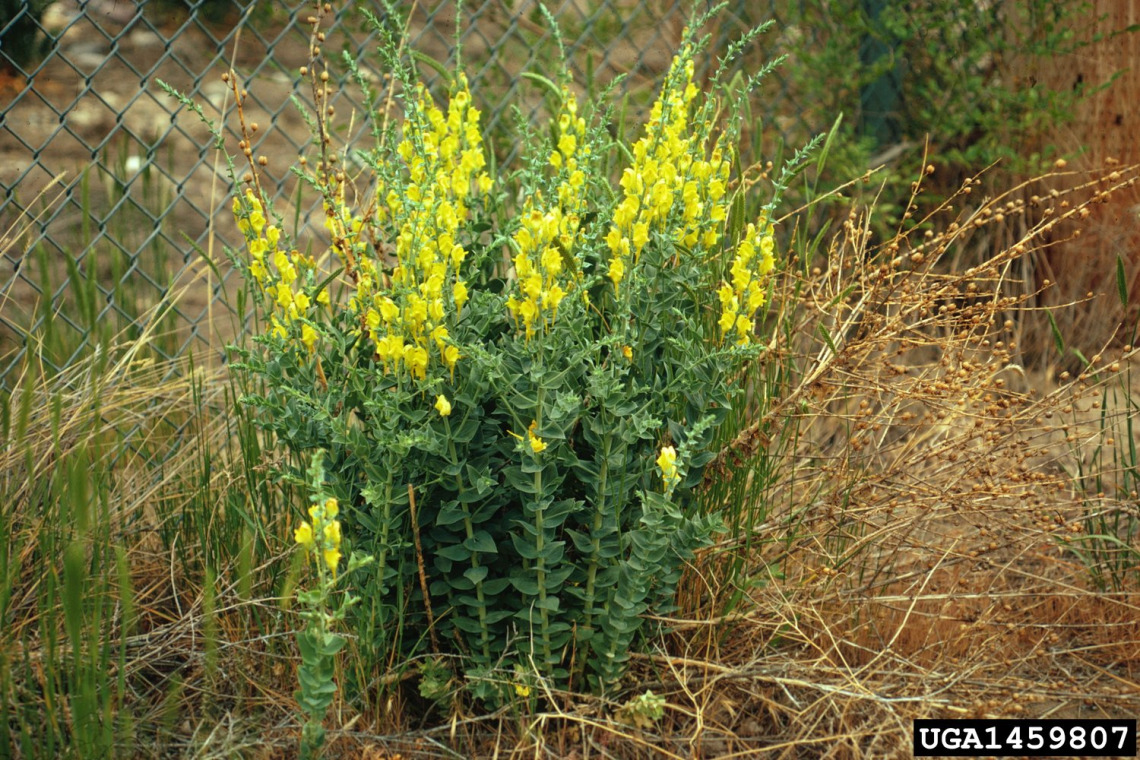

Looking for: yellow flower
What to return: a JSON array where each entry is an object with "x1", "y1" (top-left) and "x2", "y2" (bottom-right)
[
  {"x1": 323, "y1": 547, "x2": 341, "y2": 577},
  {"x1": 301, "y1": 323, "x2": 318, "y2": 353},
  {"x1": 294, "y1": 522, "x2": 315, "y2": 549},
  {"x1": 324, "y1": 498, "x2": 339, "y2": 519},
  {"x1": 453, "y1": 281, "x2": 469, "y2": 311},
  {"x1": 514, "y1": 683, "x2": 532, "y2": 698},
  {"x1": 718, "y1": 309, "x2": 737, "y2": 336},
  {"x1": 621, "y1": 345, "x2": 633, "y2": 362},
  {"x1": 656, "y1": 445, "x2": 680, "y2": 487},
  {"x1": 608, "y1": 256, "x2": 625, "y2": 290},
  {"x1": 527, "y1": 421, "x2": 547, "y2": 454},
  {"x1": 435, "y1": 394, "x2": 452, "y2": 417},
  {"x1": 443, "y1": 344, "x2": 460, "y2": 374}
]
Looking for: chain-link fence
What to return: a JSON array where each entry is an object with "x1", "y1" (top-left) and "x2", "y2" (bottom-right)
[{"x1": 1, "y1": 0, "x2": 825, "y2": 387}]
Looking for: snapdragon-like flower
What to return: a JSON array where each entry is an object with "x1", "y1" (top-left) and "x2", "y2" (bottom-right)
[
  {"x1": 434, "y1": 394, "x2": 452, "y2": 417},
  {"x1": 657, "y1": 445, "x2": 681, "y2": 488},
  {"x1": 294, "y1": 497, "x2": 343, "y2": 577},
  {"x1": 509, "y1": 421, "x2": 548, "y2": 454},
  {"x1": 528, "y1": 422, "x2": 547, "y2": 454},
  {"x1": 718, "y1": 218, "x2": 777, "y2": 346}
]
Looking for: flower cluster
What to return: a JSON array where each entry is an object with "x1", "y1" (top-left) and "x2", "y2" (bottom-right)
[
  {"x1": 717, "y1": 218, "x2": 776, "y2": 345},
  {"x1": 350, "y1": 75, "x2": 491, "y2": 380},
  {"x1": 506, "y1": 87, "x2": 588, "y2": 340},
  {"x1": 604, "y1": 47, "x2": 730, "y2": 293},
  {"x1": 294, "y1": 496, "x2": 343, "y2": 578},
  {"x1": 233, "y1": 189, "x2": 325, "y2": 352}
]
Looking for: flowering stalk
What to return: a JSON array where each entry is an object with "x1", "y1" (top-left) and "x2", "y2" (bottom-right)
[{"x1": 293, "y1": 452, "x2": 372, "y2": 760}]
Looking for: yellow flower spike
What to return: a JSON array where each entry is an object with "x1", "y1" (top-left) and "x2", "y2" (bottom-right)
[
  {"x1": 294, "y1": 522, "x2": 315, "y2": 549},
  {"x1": 656, "y1": 446, "x2": 680, "y2": 488},
  {"x1": 435, "y1": 394, "x2": 452, "y2": 417}
]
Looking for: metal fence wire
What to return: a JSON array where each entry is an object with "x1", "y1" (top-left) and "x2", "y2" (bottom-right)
[{"x1": 1, "y1": 0, "x2": 821, "y2": 386}]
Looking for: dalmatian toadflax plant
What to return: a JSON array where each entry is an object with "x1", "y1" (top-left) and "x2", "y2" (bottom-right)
[{"x1": 225, "y1": 2, "x2": 799, "y2": 700}]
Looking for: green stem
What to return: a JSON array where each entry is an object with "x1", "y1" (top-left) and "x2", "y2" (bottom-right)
[
  {"x1": 534, "y1": 464, "x2": 552, "y2": 667},
  {"x1": 372, "y1": 468, "x2": 393, "y2": 654},
  {"x1": 443, "y1": 422, "x2": 492, "y2": 663},
  {"x1": 532, "y1": 381, "x2": 552, "y2": 667},
  {"x1": 580, "y1": 431, "x2": 611, "y2": 644}
]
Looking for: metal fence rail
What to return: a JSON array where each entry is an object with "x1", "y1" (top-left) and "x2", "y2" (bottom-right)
[{"x1": 1, "y1": 0, "x2": 814, "y2": 386}]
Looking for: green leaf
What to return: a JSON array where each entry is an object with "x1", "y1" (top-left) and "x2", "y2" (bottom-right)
[
  {"x1": 510, "y1": 572, "x2": 540, "y2": 596},
  {"x1": 534, "y1": 595, "x2": 561, "y2": 612},
  {"x1": 464, "y1": 565, "x2": 489, "y2": 585},
  {"x1": 435, "y1": 502, "x2": 468, "y2": 528},
  {"x1": 410, "y1": 50, "x2": 453, "y2": 86},
  {"x1": 437, "y1": 544, "x2": 471, "y2": 562},
  {"x1": 816, "y1": 113, "x2": 843, "y2": 175},
  {"x1": 520, "y1": 71, "x2": 563, "y2": 102},
  {"x1": 322, "y1": 634, "x2": 347, "y2": 656},
  {"x1": 1046, "y1": 309, "x2": 1065, "y2": 356},
  {"x1": 463, "y1": 531, "x2": 498, "y2": 554},
  {"x1": 511, "y1": 533, "x2": 541, "y2": 560}
]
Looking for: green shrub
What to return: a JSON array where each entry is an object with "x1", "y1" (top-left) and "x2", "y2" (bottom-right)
[
  {"x1": 203, "y1": 3, "x2": 808, "y2": 700},
  {"x1": 783, "y1": 0, "x2": 1093, "y2": 228}
]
